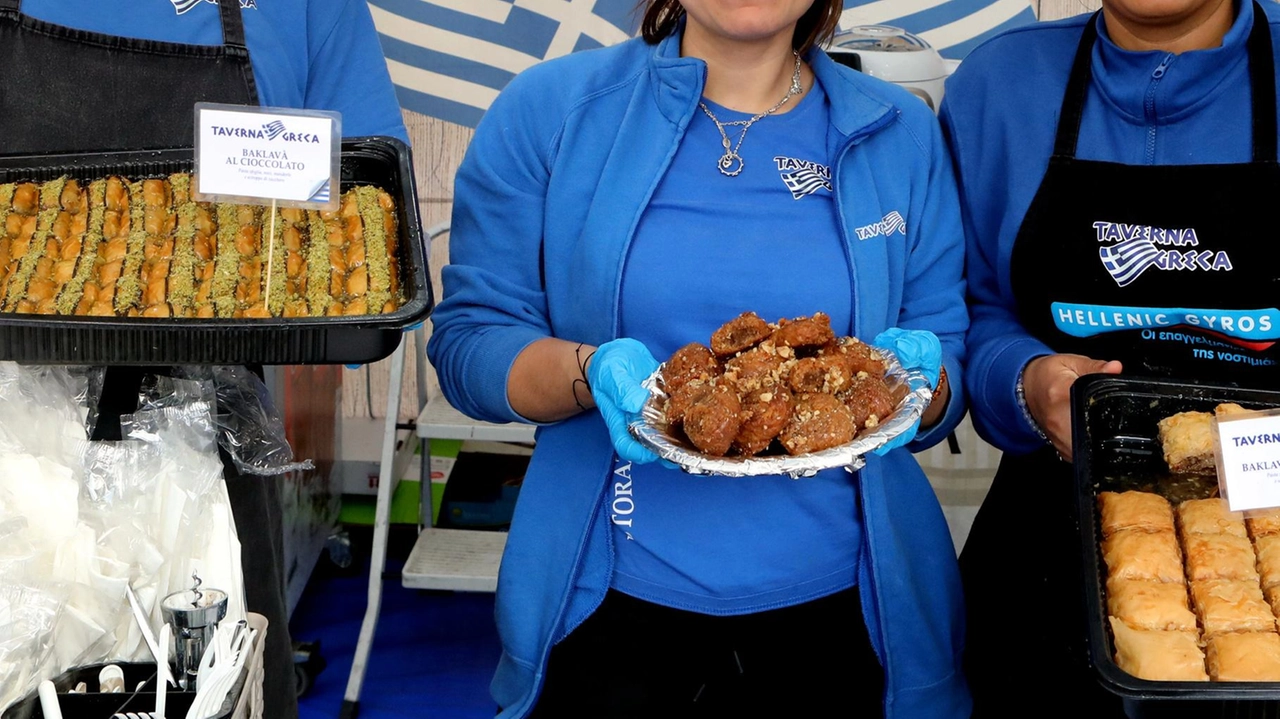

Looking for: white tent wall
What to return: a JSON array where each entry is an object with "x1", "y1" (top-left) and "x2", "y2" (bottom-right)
[{"x1": 341, "y1": 0, "x2": 1104, "y2": 551}]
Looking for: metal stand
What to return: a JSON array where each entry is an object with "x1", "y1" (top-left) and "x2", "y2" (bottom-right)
[
  {"x1": 341, "y1": 338, "x2": 405, "y2": 719},
  {"x1": 338, "y1": 220, "x2": 535, "y2": 716}
]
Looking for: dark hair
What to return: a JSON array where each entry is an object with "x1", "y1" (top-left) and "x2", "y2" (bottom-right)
[{"x1": 639, "y1": 1, "x2": 843, "y2": 54}]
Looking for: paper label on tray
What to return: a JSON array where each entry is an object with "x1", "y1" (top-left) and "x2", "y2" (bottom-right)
[
  {"x1": 194, "y1": 103, "x2": 341, "y2": 210},
  {"x1": 1215, "y1": 409, "x2": 1280, "y2": 511}
]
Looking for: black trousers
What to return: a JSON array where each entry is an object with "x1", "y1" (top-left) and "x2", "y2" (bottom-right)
[
  {"x1": 960, "y1": 449, "x2": 1123, "y2": 718},
  {"x1": 95, "y1": 367, "x2": 297, "y2": 719},
  {"x1": 527, "y1": 587, "x2": 884, "y2": 718}
]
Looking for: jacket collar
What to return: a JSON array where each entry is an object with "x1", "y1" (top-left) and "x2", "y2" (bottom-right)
[
  {"x1": 1093, "y1": 0, "x2": 1253, "y2": 122},
  {"x1": 647, "y1": 24, "x2": 896, "y2": 141}
]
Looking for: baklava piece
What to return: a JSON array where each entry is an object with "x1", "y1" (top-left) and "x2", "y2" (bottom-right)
[
  {"x1": 1177, "y1": 498, "x2": 1247, "y2": 538},
  {"x1": 1247, "y1": 507, "x2": 1280, "y2": 540},
  {"x1": 1253, "y1": 534, "x2": 1280, "y2": 591},
  {"x1": 1105, "y1": 577, "x2": 1197, "y2": 632},
  {"x1": 1183, "y1": 534, "x2": 1260, "y2": 583},
  {"x1": 1098, "y1": 491, "x2": 1175, "y2": 537},
  {"x1": 1157, "y1": 410, "x2": 1217, "y2": 475},
  {"x1": 1108, "y1": 618, "x2": 1208, "y2": 682},
  {"x1": 1206, "y1": 631, "x2": 1280, "y2": 681},
  {"x1": 1102, "y1": 529, "x2": 1185, "y2": 584},
  {"x1": 1190, "y1": 580, "x2": 1276, "y2": 637}
]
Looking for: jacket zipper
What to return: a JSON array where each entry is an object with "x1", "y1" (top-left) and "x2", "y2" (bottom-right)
[
  {"x1": 1144, "y1": 53, "x2": 1175, "y2": 164},
  {"x1": 831, "y1": 110, "x2": 895, "y2": 339}
]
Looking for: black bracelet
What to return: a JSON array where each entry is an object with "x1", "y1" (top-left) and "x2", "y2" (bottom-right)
[{"x1": 573, "y1": 343, "x2": 596, "y2": 412}]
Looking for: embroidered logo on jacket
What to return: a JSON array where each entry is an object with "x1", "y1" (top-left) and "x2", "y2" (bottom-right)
[
  {"x1": 854, "y1": 211, "x2": 906, "y2": 241},
  {"x1": 1094, "y1": 221, "x2": 1233, "y2": 288},
  {"x1": 774, "y1": 156, "x2": 832, "y2": 199},
  {"x1": 172, "y1": 0, "x2": 257, "y2": 15},
  {"x1": 611, "y1": 459, "x2": 635, "y2": 541}
]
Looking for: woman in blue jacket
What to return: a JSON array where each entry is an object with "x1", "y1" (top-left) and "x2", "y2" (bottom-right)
[
  {"x1": 941, "y1": 0, "x2": 1280, "y2": 714},
  {"x1": 429, "y1": 1, "x2": 971, "y2": 716}
]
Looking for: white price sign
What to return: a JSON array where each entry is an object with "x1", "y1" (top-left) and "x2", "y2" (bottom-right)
[
  {"x1": 1216, "y1": 410, "x2": 1280, "y2": 512},
  {"x1": 194, "y1": 103, "x2": 340, "y2": 210}
]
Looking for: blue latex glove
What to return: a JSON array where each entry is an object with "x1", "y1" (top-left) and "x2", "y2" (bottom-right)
[
  {"x1": 587, "y1": 338, "x2": 666, "y2": 465},
  {"x1": 871, "y1": 328, "x2": 943, "y2": 456}
]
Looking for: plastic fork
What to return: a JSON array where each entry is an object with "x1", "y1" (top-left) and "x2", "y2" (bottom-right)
[{"x1": 186, "y1": 625, "x2": 255, "y2": 719}]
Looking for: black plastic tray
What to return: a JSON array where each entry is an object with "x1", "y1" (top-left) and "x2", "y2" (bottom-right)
[
  {"x1": 0, "y1": 137, "x2": 432, "y2": 365},
  {"x1": 1073, "y1": 374, "x2": 1280, "y2": 718},
  {"x1": 1, "y1": 662, "x2": 238, "y2": 719}
]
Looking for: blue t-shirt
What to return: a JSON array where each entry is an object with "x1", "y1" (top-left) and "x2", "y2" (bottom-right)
[
  {"x1": 614, "y1": 80, "x2": 861, "y2": 615},
  {"x1": 21, "y1": 0, "x2": 407, "y2": 141}
]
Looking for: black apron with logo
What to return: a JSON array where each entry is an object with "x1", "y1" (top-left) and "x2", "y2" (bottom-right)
[
  {"x1": 961, "y1": 5, "x2": 1280, "y2": 716},
  {"x1": 0, "y1": 3, "x2": 295, "y2": 716}
]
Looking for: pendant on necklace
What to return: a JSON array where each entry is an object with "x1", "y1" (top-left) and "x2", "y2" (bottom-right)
[{"x1": 718, "y1": 152, "x2": 744, "y2": 176}]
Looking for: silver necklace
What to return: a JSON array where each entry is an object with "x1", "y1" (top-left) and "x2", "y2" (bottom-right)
[{"x1": 698, "y1": 51, "x2": 803, "y2": 177}]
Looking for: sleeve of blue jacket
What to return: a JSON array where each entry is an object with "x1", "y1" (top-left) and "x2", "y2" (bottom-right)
[
  {"x1": 426, "y1": 68, "x2": 555, "y2": 424},
  {"x1": 894, "y1": 97, "x2": 969, "y2": 453},
  {"x1": 939, "y1": 95, "x2": 1051, "y2": 454},
  {"x1": 305, "y1": 0, "x2": 409, "y2": 143}
]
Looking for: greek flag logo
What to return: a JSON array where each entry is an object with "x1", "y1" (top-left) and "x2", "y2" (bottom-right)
[
  {"x1": 854, "y1": 211, "x2": 907, "y2": 241},
  {"x1": 262, "y1": 120, "x2": 286, "y2": 141},
  {"x1": 170, "y1": 0, "x2": 256, "y2": 15},
  {"x1": 781, "y1": 167, "x2": 834, "y2": 199},
  {"x1": 1099, "y1": 237, "x2": 1161, "y2": 287},
  {"x1": 371, "y1": 1, "x2": 1036, "y2": 129}
]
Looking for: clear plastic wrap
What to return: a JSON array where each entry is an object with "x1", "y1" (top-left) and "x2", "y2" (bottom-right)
[
  {"x1": 0, "y1": 583, "x2": 65, "y2": 710},
  {"x1": 173, "y1": 366, "x2": 314, "y2": 477},
  {"x1": 0, "y1": 361, "x2": 247, "y2": 713}
]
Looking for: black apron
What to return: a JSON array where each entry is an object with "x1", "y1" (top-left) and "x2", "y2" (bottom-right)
[
  {"x1": 0, "y1": 3, "x2": 296, "y2": 716},
  {"x1": 961, "y1": 6, "x2": 1280, "y2": 717}
]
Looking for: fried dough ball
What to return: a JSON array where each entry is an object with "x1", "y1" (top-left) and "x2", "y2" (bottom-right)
[
  {"x1": 772, "y1": 312, "x2": 835, "y2": 352},
  {"x1": 820, "y1": 337, "x2": 886, "y2": 377},
  {"x1": 779, "y1": 393, "x2": 857, "y2": 455},
  {"x1": 710, "y1": 311, "x2": 774, "y2": 357},
  {"x1": 682, "y1": 382, "x2": 742, "y2": 457},
  {"x1": 735, "y1": 387, "x2": 794, "y2": 457},
  {"x1": 788, "y1": 355, "x2": 853, "y2": 395},
  {"x1": 724, "y1": 342, "x2": 789, "y2": 394},
  {"x1": 665, "y1": 379, "x2": 712, "y2": 428},
  {"x1": 843, "y1": 375, "x2": 896, "y2": 431},
  {"x1": 662, "y1": 342, "x2": 720, "y2": 394}
]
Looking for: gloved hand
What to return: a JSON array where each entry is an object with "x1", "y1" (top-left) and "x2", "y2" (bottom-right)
[
  {"x1": 587, "y1": 338, "x2": 665, "y2": 465},
  {"x1": 870, "y1": 328, "x2": 943, "y2": 456}
]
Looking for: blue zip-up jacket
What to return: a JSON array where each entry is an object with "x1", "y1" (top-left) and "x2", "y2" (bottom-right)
[
  {"x1": 940, "y1": 0, "x2": 1280, "y2": 454},
  {"x1": 428, "y1": 27, "x2": 971, "y2": 719}
]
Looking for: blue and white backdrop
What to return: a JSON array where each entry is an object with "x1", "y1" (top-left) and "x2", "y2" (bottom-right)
[{"x1": 370, "y1": 0, "x2": 1038, "y2": 130}]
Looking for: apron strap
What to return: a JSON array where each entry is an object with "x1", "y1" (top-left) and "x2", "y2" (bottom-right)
[
  {"x1": 1054, "y1": 2, "x2": 1278, "y2": 163},
  {"x1": 217, "y1": 0, "x2": 249, "y2": 54},
  {"x1": 1052, "y1": 11, "x2": 1100, "y2": 159},
  {"x1": 1049, "y1": 12, "x2": 1100, "y2": 158}
]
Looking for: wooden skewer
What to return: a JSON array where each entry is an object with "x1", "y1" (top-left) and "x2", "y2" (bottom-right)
[{"x1": 263, "y1": 198, "x2": 277, "y2": 315}]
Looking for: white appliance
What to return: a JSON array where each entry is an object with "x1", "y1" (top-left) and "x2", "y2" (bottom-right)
[{"x1": 826, "y1": 25, "x2": 959, "y2": 113}]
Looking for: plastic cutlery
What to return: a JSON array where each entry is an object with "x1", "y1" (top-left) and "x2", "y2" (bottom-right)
[{"x1": 156, "y1": 624, "x2": 169, "y2": 719}]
